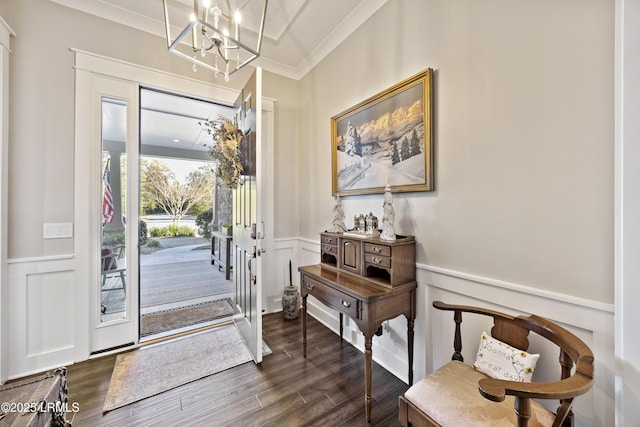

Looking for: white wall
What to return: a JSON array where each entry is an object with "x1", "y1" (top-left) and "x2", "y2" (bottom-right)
[
  {"x1": 0, "y1": 0, "x2": 628, "y2": 423},
  {"x1": 295, "y1": 0, "x2": 616, "y2": 424},
  {"x1": 298, "y1": 0, "x2": 613, "y2": 303},
  {"x1": 4, "y1": 0, "x2": 251, "y2": 260},
  {"x1": 0, "y1": 0, "x2": 258, "y2": 377}
]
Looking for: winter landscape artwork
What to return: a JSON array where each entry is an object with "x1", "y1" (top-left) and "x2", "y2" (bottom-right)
[{"x1": 331, "y1": 68, "x2": 433, "y2": 196}]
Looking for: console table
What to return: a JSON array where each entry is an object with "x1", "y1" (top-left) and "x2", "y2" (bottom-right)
[
  {"x1": 299, "y1": 232, "x2": 417, "y2": 422},
  {"x1": 211, "y1": 231, "x2": 232, "y2": 280}
]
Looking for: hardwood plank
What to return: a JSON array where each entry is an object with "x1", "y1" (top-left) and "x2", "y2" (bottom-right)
[{"x1": 61, "y1": 312, "x2": 406, "y2": 426}]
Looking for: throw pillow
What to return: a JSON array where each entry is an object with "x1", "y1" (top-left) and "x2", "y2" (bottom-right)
[{"x1": 473, "y1": 331, "x2": 540, "y2": 382}]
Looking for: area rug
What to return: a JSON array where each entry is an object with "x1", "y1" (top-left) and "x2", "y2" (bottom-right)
[
  {"x1": 103, "y1": 324, "x2": 253, "y2": 413},
  {"x1": 140, "y1": 298, "x2": 234, "y2": 337}
]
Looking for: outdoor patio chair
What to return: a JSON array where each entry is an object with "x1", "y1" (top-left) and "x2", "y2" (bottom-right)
[{"x1": 101, "y1": 246, "x2": 126, "y2": 313}]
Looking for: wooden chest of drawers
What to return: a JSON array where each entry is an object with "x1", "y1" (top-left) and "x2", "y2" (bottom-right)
[{"x1": 319, "y1": 232, "x2": 416, "y2": 288}]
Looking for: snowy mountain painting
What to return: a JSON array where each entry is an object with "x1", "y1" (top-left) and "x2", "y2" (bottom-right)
[{"x1": 331, "y1": 73, "x2": 432, "y2": 196}]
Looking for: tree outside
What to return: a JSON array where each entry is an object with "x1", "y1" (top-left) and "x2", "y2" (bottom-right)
[{"x1": 140, "y1": 158, "x2": 215, "y2": 226}]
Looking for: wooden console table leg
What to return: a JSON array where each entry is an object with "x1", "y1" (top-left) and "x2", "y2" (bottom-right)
[
  {"x1": 339, "y1": 313, "x2": 343, "y2": 342},
  {"x1": 302, "y1": 295, "x2": 308, "y2": 358},
  {"x1": 364, "y1": 334, "x2": 373, "y2": 423}
]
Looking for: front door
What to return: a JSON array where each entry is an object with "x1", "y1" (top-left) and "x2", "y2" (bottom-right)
[{"x1": 233, "y1": 68, "x2": 263, "y2": 363}]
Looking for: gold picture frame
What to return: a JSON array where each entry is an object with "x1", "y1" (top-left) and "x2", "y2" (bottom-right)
[{"x1": 331, "y1": 68, "x2": 433, "y2": 196}]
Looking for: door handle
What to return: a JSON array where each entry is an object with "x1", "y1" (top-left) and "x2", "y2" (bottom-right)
[{"x1": 247, "y1": 246, "x2": 257, "y2": 284}]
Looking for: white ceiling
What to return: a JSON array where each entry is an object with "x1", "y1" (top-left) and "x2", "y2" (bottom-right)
[
  {"x1": 102, "y1": 89, "x2": 233, "y2": 155},
  {"x1": 71, "y1": 0, "x2": 388, "y2": 159},
  {"x1": 50, "y1": 0, "x2": 388, "y2": 80}
]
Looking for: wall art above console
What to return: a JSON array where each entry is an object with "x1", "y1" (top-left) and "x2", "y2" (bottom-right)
[{"x1": 331, "y1": 68, "x2": 434, "y2": 196}]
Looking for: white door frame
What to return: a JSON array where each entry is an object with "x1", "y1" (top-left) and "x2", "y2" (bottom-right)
[
  {"x1": 75, "y1": 73, "x2": 140, "y2": 352},
  {"x1": 0, "y1": 17, "x2": 15, "y2": 383},
  {"x1": 73, "y1": 50, "x2": 241, "y2": 358},
  {"x1": 614, "y1": 0, "x2": 640, "y2": 424}
]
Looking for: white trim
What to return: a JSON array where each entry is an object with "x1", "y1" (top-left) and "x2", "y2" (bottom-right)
[
  {"x1": 422, "y1": 264, "x2": 613, "y2": 316},
  {"x1": 614, "y1": 0, "x2": 640, "y2": 424},
  {"x1": 298, "y1": 236, "x2": 615, "y2": 424},
  {"x1": 300, "y1": 236, "x2": 613, "y2": 317},
  {"x1": 288, "y1": 0, "x2": 387, "y2": 80},
  {"x1": 8, "y1": 254, "x2": 75, "y2": 264},
  {"x1": 71, "y1": 49, "x2": 244, "y2": 361},
  {"x1": 0, "y1": 17, "x2": 15, "y2": 51},
  {"x1": 0, "y1": 18, "x2": 12, "y2": 384},
  {"x1": 6, "y1": 258, "x2": 78, "y2": 378},
  {"x1": 55, "y1": 1, "x2": 388, "y2": 81},
  {"x1": 71, "y1": 48, "x2": 239, "y2": 105}
]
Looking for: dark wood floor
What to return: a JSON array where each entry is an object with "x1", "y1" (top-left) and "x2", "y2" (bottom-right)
[{"x1": 65, "y1": 312, "x2": 409, "y2": 426}]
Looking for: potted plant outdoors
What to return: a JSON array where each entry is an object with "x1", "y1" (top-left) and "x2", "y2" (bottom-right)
[
  {"x1": 201, "y1": 116, "x2": 246, "y2": 189},
  {"x1": 222, "y1": 223, "x2": 233, "y2": 236}
]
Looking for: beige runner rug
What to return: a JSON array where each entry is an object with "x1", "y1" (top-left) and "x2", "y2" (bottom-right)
[{"x1": 103, "y1": 324, "x2": 252, "y2": 413}]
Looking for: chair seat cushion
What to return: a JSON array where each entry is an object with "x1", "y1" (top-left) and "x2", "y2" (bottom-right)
[{"x1": 404, "y1": 361, "x2": 556, "y2": 426}]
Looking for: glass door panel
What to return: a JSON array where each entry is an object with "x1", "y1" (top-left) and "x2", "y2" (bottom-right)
[{"x1": 100, "y1": 97, "x2": 128, "y2": 323}]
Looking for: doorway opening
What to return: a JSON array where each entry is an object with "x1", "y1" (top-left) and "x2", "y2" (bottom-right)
[{"x1": 137, "y1": 88, "x2": 235, "y2": 340}]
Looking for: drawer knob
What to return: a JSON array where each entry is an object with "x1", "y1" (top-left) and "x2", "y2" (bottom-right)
[
  {"x1": 306, "y1": 283, "x2": 315, "y2": 290},
  {"x1": 341, "y1": 300, "x2": 351, "y2": 308},
  {"x1": 373, "y1": 257, "x2": 381, "y2": 264},
  {"x1": 325, "y1": 238, "x2": 332, "y2": 243},
  {"x1": 373, "y1": 247, "x2": 382, "y2": 253}
]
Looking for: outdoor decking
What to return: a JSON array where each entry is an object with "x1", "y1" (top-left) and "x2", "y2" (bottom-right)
[{"x1": 101, "y1": 236, "x2": 234, "y2": 335}]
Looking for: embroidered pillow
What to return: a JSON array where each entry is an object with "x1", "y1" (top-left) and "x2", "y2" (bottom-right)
[{"x1": 473, "y1": 331, "x2": 540, "y2": 382}]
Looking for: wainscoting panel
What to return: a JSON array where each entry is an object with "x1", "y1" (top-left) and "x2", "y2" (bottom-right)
[
  {"x1": 26, "y1": 270, "x2": 75, "y2": 356},
  {"x1": 298, "y1": 237, "x2": 615, "y2": 426},
  {"x1": 7, "y1": 256, "x2": 80, "y2": 379},
  {"x1": 263, "y1": 238, "x2": 298, "y2": 313}
]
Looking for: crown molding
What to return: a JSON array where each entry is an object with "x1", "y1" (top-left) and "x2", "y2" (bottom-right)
[{"x1": 49, "y1": 0, "x2": 387, "y2": 81}]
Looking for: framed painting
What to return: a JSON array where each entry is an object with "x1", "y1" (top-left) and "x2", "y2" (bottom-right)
[{"x1": 331, "y1": 68, "x2": 433, "y2": 196}]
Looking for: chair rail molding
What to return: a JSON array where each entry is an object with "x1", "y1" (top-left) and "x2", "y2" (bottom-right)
[{"x1": 298, "y1": 236, "x2": 615, "y2": 425}]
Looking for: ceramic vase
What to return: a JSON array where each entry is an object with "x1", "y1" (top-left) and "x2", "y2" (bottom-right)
[{"x1": 282, "y1": 285, "x2": 301, "y2": 320}]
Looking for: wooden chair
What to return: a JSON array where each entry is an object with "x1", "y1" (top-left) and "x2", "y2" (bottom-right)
[{"x1": 399, "y1": 301, "x2": 594, "y2": 427}]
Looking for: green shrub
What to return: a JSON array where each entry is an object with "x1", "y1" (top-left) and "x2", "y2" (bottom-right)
[
  {"x1": 103, "y1": 232, "x2": 125, "y2": 247},
  {"x1": 148, "y1": 225, "x2": 195, "y2": 237},
  {"x1": 145, "y1": 239, "x2": 160, "y2": 248},
  {"x1": 196, "y1": 209, "x2": 213, "y2": 239}
]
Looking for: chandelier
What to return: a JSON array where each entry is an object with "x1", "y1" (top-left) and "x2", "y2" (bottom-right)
[{"x1": 162, "y1": 0, "x2": 268, "y2": 81}]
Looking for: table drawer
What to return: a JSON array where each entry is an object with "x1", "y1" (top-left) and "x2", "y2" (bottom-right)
[
  {"x1": 321, "y1": 234, "x2": 339, "y2": 246},
  {"x1": 364, "y1": 253, "x2": 391, "y2": 268},
  {"x1": 322, "y1": 244, "x2": 337, "y2": 255},
  {"x1": 302, "y1": 275, "x2": 360, "y2": 319},
  {"x1": 364, "y1": 243, "x2": 391, "y2": 257}
]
